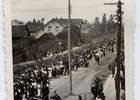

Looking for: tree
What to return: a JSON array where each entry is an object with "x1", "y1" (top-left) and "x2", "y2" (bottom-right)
[
  {"x1": 37, "y1": 20, "x2": 41, "y2": 24},
  {"x1": 107, "y1": 14, "x2": 117, "y2": 33},
  {"x1": 108, "y1": 14, "x2": 114, "y2": 24},
  {"x1": 56, "y1": 24, "x2": 81, "y2": 46},
  {"x1": 94, "y1": 17, "x2": 100, "y2": 24},
  {"x1": 12, "y1": 19, "x2": 25, "y2": 25},
  {"x1": 41, "y1": 18, "x2": 45, "y2": 24},
  {"x1": 102, "y1": 13, "x2": 107, "y2": 24},
  {"x1": 18, "y1": 21, "x2": 24, "y2": 24},
  {"x1": 92, "y1": 17, "x2": 100, "y2": 34},
  {"x1": 93, "y1": 17, "x2": 100, "y2": 29},
  {"x1": 29, "y1": 36, "x2": 37, "y2": 44}
]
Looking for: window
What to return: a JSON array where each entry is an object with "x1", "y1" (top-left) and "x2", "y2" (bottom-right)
[
  {"x1": 48, "y1": 26, "x2": 52, "y2": 31},
  {"x1": 42, "y1": 28, "x2": 44, "y2": 31},
  {"x1": 56, "y1": 26, "x2": 60, "y2": 31}
]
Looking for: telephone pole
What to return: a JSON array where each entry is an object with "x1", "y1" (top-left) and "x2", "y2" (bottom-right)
[
  {"x1": 68, "y1": 0, "x2": 72, "y2": 95},
  {"x1": 104, "y1": 1, "x2": 124, "y2": 100}
]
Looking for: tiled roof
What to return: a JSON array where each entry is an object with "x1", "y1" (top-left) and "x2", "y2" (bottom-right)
[
  {"x1": 27, "y1": 23, "x2": 43, "y2": 32},
  {"x1": 31, "y1": 32, "x2": 63, "y2": 47},
  {"x1": 12, "y1": 25, "x2": 29, "y2": 38},
  {"x1": 37, "y1": 33, "x2": 59, "y2": 42}
]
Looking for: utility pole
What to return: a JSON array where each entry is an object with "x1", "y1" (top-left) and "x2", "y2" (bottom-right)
[
  {"x1": 68, "y1": 0, "x2": 72, "y2": 95},
  {"x1": 104, "y1": 1, "x2": 124, "y2": 100}
]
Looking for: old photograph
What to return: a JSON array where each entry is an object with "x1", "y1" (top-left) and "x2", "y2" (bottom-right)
[{"x1": 5, "y1": 0, "x2": 134, "y2": 100}]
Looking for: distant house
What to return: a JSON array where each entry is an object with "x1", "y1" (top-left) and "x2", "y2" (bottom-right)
[
  {"x1": 12, "y1": 25, "x2": 30, "y2": 64},
  {"x1": 12, "y1": 19, "x2": 25, "y2": 25},
  {"x1": 30, "y1": 18, "x2": 84, "y2": 38},
  {"x1": 80, "y1": 24, "x2": 91, "y2": 34}
]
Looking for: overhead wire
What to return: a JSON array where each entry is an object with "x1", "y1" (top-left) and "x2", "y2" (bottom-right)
[
  {"x1": 12, "y1": 5, "x2": 103, "y2": 13},
  {"x1": 12, "y1": 18, "x2": 82, "y2": 55},
  {"x1": 13, "y1": 33, "x2": 74, "y2": 60}
]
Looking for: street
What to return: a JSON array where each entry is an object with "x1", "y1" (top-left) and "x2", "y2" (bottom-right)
[
  {"x1": 9, "y1": 0, "x2": 129, "y2": 100},
  {"x1": 49, "y1": 51, "x2": 116, "y2": 100},
  {"x1": 13, "y1": 33, "x2": 117, "y2": 100}
]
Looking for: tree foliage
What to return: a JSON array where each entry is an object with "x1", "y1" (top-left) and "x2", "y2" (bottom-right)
[
  {"x1": 91, "y1": 13, "x2": 117, "y2": 34},
  {"x1": 102, "y1": 13, "x2": 107, "y2": 24},
  {"x1": 29, "y1": 36, "x2": 37, "y2": 45},
  {"x1": 94, "y1": 17, "x2": 100, "y2": 24},
  {"x1": 56, "y1": 24, "x2": 81, "y2": 46},
  {"x1": 108, "y1": 14, "x2": 115, "y2": 24}
]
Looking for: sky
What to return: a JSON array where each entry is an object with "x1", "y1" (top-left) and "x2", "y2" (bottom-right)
[{"x1": 11, "y1": 0, "x2": 124, "y2": 23}]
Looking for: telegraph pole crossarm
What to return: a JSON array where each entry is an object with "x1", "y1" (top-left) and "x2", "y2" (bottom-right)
[{"x1": 104, "y1": 3, "x2": 117, "y2": 5}]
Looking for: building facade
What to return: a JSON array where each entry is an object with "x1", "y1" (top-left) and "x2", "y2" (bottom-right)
[
  {"x1": 30, "y1": 18, "x2": 84, "y2": 38},
  {"x1": 12, "y1": 25, "x2": 30, "y2": 64}
]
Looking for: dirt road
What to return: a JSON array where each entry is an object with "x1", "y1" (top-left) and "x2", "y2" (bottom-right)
[{"x1": 49, "y1": 52, "x2": 116, "y2": 100}]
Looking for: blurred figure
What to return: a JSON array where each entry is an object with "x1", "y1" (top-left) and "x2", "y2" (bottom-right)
[
  {"x1": 50, "y1": 91, "x2": 62, "y2": 100},
  {"x1": 77, "y1": 95, "x2": 84, "y2": 100},
  {"x1": 42, "y1": 83, "x2": 49, "y2": 100},
  {"x1": 91, "y1": 82, "x2": 98, "y2": 99}
]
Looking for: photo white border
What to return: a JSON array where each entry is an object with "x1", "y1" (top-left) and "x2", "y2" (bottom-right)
[
  {"x1": 124, "y1": 0, "x2": 135, "y2": 100},
  {"x1": 4, "y1": 0, "x2": 135, "y2": 100}
]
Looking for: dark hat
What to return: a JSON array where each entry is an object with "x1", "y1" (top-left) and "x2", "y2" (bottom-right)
[
  {"x1": 54, "y1": 91, "x2": 58, "y2": 94},
  {"x1": 78, "y1": 95, "x2": 82, "y2": 99}
]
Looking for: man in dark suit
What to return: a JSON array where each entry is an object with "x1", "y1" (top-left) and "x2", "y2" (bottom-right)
[
  {"x1": 97, "y1": 79, "x2": 103, "y2": 95},
  {"x1": 42, "y1": 84, "x2": 49, "y2": 100}
]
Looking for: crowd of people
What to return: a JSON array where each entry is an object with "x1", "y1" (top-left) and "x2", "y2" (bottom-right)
[
  {"x1": 33, "y1": 51, "x2": 53, "y2": 63},
  {"x1": 13, "y1": 36, "x2": 116, "y2": 100},
  {"x1": 108, "y1": 38, "x2": 125, "y2": 100},
  {"x1": 91, "y1": 36, "x2": 125, "y2": 100}
]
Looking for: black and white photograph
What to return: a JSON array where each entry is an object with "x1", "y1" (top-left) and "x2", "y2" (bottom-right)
[{"x1": 4, "y1": 0, "x2": 135, "y2": 100}]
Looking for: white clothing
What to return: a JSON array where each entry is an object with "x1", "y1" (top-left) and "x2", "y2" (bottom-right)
[
  {"x1": 115, "y1": 66, "x2": 117, "y2": 75},
  {"x1": 50, "y1": 52, "x2": 53, "y2": 57},
  {"x1": 32, "y1": 82, "x2": 37, "y2": 88},
  {"x1": 36, "y1": 84, "x2": 41, "y2": 96},
  {"x1": 22, "y1": 94, "x2": 27, "y2": 100},
  {"x1": 48, "y1": 67, "x2": 52, "y2": 78}
]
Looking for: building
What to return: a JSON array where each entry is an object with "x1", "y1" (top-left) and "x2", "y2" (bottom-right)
[
  {"x1": 30, "y1": 18, "x2": 84, "y2": 38},
  {"x1": 12, "y1": 25, "x2": 30, "y2": 64},
  {"x1": 27, "y1": 18, "x2": 44, "y2": 38},
  {"x1": 80, "y1": 24, "x2": 91, "y2": 34},
  {"x1": 31, "y1": 32, "x2": 65, "y2": 54}
]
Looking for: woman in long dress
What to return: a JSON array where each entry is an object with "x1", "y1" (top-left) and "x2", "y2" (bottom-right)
[
  {"x1": 36, "y1": 83, "x2": 41, "y2": 97},
  {"x1": 48, "y1": 66, "x2": 52, "y2": 80},
  {"x1": 59, "y1": 62, "x2": 64, "y2": 75},
  {"x1": 56, "y1": 64, "x2": 60, "y2": 77}
]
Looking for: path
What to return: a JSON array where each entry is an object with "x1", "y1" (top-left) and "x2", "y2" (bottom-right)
[
  {"x1": 48, "y1": 52, "x2": 116, "y2": 100},
  {"x1": 104, "y1": 75, "x2": 116, "y2": 100}
]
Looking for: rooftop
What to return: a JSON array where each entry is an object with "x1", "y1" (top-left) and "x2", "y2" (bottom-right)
[{"x1": 12, "y1": 25, "x2": 30, "y2": 38}]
